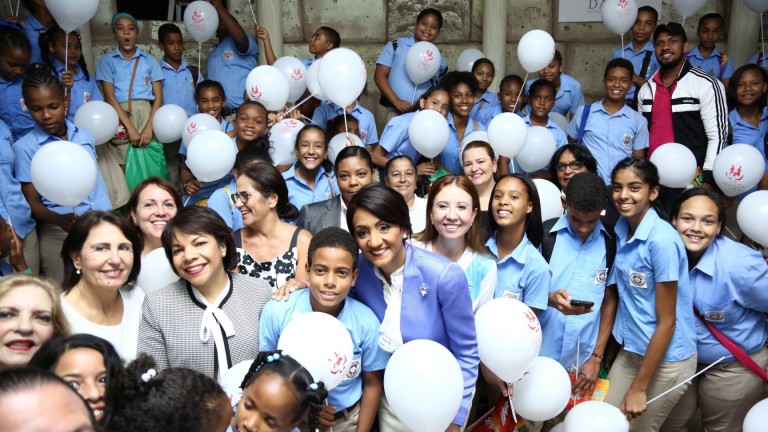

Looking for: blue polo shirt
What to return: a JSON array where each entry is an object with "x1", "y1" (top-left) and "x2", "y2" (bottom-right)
[
  {"x1": 282, "y1": 163, "x2": 338, "y2": 212},
  {"x1": 686, "y1": 47, "x2": 734, "y2": 80},
  {"x1": 96, "y1": 48, "x2": 164, "y2": 103},
  {"x1": 510, "y1": 115, "x2": 567, "y2": 174},
  {"x1": 608, "y1": 208, "x2": 696, "y2": 362},
  {"x1": 376, "y1": 36, "x2": 447, "y2": 104},
  {"x1": 690, "y1": 236, "x2": 768, "y2": 363},
  {"x1": 207, "y1": 36, "x2": 259, "y2": 110},
  {"x1": 470, "y1": 91, "x2": 500, "y2": 127},
  {"x1": 0, "y1": 120, "x2": 34, "y2": 239},
  {"x1": 525, "y1": 73, "x2": 585, "y2": 117},
  {"x1": 259, "y1": 289, "x2": 390, "y2": 412},
  {"x1": 538, "y1": 215, "x2": 609, "y2": 370},
  {"x1": 378, "y1": 111, "x2": 420, "y2": 163},
  {"x1": 567, "y1": 101, "x2": 649, "y2": 184},
  {"x1": 438, "y1": 113, "x2": 486, "y2": 175},
  {"x1": 486, "y1": 233, "x2": 550, "y2": 311},
  {"x1": 13, "y1": 121, "x2": 111, "y2": 215},
  {"x1": 311, "y1": 101, "x2": 379, "y2": 146},
  {"x1": 182, "y1": 136, "x2": 238, "y2": 206},
  {"x1": 0, "y1": 76, "x2": 34, "y2": 141},
  {"x1": 23, "y1": 15, "x2": 46, "y2": 64},
  {"x1": 612, "y1": 41, "x2": 660, "y2": 101},
  {"x1": 179, "y1": 117, "x2": 233, "y2": 156},
  {"x1": 160, "y1": 58, "x2": 200, "y2": 117},
  {"x1": 749, "y1": 51, "x2": 766, "y2": 67},
  {"x1": 729, "y1": 107, "x2": 768, "y2": 167},
  {"x1": 207, "y1": 177, "x2": 243, "y2": 231},
  {"x1": 52, "y1": 60, "x2": 104, "y2": 123}
]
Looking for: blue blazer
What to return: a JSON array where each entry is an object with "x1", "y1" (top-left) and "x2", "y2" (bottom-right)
[{"x1": 351, "y1": 244, "x2": 479, "y2": 426}]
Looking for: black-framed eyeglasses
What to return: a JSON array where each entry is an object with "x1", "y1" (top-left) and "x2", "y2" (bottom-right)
[
  {"x1": 230, "y1": 191, "x2": 254, "y2": 204},
  {"x1": 555, "y1": 161, "x2": 585, "y2": 172}
]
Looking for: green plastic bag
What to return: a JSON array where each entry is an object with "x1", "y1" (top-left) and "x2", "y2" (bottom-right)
[{"x1": 125, "y1": 140, "x2": 169, "y2": 192}]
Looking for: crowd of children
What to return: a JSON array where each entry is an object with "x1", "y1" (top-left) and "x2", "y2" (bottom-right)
[{"x1": 1, "y1": 2, "x2": 768, "y2": 432}]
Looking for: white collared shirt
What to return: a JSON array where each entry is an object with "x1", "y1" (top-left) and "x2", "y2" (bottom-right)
[
  {"x1": 375, "y1": 265, "x2": 405, "y2": 353},
  {"x1": 340, "y1": 199, "x2": 349, "y2": 232}
]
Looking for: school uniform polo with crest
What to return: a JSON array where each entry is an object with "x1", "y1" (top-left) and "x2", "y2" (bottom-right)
[
  {"x1": 311, "y1": 101, "x2": 379, "y2": 146},
  {"x1": 438, "y1": 111, "x2": 486, "y2": 175},
  {"x1": 378, "y1": 111, "x2": 420, "y2": 163},
  {"x1": 0, "y1": 75, "x2": 34, "y2": 141},
  {"x1": 686, "y1": 46, "x2": 734, "y2": 81},
  {"x1": 566, "y1": 100, "x2": 649, "y2": 184},
  {"x1": 0, "y1": 120, "x2": 34, "y2": 241},
  {"x1": 207, "y1": 36, "x2": 259, "y2": 111},
  {"x1": 376, "y1": 36, "x2": 447, "y2": 104},
  {"x1": 525, "y1": 73, "x2": 585, "y2": 117},
  {"x1": 53, "y1": 60, "x2": 104, "y2": 123},
  {"x1": 608, "y1": 208, "x2": 696, "y2": 361},
  {"x1": 258, "y1": 288, "x2": 390, "y2": 414},
  {"x1": 96, "y1": 48, "x2": 163, "y2": 104},
  {"x1": 486, "y1": 233, "x2": 550, "y2": 311},
  {"x1": 161, "y1": 58, "x2": 200, "y2": 117},
  {"x1": 470, "y1": 90, "x2": 500, "y2": 127},
  {"x1": 282, "y1": 162, "x2": 339, "y2": 212},
  {"x1": 538, "y1": 215, "x2": 610, "y2": 369}
]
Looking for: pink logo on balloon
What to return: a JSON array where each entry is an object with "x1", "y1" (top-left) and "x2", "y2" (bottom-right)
[
  {"x1": 187, "y1": 122, "x2": 197, "y2": 134},
  {"x1": 250, "y1": 86, "x2": 262, "y2": 99},
  {"x1": 618, "y1": 0, "x2": 628, "y2": 8},
  {"x1": 192, "y1": 9, "x2": 204, "y2": 23},
  {"x1": 524, "y1": 309, "x2": 539, "y2": 332},
  {"x1": 727, "y1": 164, "x2": 744, "y2": 181},
  {"x1": 290, "y1": 68, "x2": 303, "y2": 80},
  {"x1": 286, "y1": 119, "x2": 300, "y2": 128},
  {"x1": 418, "y1": 49, "x2": 435, "y2": 71},
  {"x1": 329, "y1": 352, "x2": 347, "y2": 375}
]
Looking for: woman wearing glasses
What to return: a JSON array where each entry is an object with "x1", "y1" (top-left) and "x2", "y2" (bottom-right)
[{"x1": 233, "y1": 162, "x2": 312, "y2": 300}]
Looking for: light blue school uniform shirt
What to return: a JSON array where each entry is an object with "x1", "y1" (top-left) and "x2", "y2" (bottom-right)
[
  {"x1": 378, "y1": 111, "x2": 420, "y2": 163},
  {"x1": 0, "y1": 76, "x2": 34, "y2": 141},
  {"x1": 749, "y1": 51, "x2": 766, "y2": 67},
  {"x1": 207, "y1": 36, "x2": 259, "y2": 110},
  {"x1": 96, "y1": 48, "x2": 164, "y2": 103},
  {"x1": 486, "y1": 233, "x2": 550, "y2": 311},
  {"x1": 612, "y1": 41, "x2": 660, "y2": 101},
  {"x1": 282, "y1": 163, "x2": 338, "y2": 212},
  {"x1": 52, "y1": 61, "x2": 104, "y2": 123},
  {"x1": 23, "y1": 15, "x2": 46, "y2": 64},
  {"x1": 525, "y1": 73, "x2": 585, "y2": 117},
  {"x1": 179, "y1": 117, "x2": 233, "y2": 156},
  {"x1": 207, "y1": 177, "x2": 243, "y2": 232},
  {"x1": 301, "y1": 57, "x2": 314, "y2": 69},
  {"x1": 13, "y1": 120, "x2": 111, "y2": 215},
  {"x1": 160, "y1": 58, "x2": 200, "y2": 117},
  {"x1": 510, "y1": 115, "x2": 567, "y2": 174},
  {"x1": 690, "y1": 236, "x2": 768, "y2": 364},
  {"x1": 686, "y1": 47, "x2": 734, "y2": 80},
  {"x1": 438, "y1": 113, "x2": 486, "y2": 175},
  {"x1": 567, "y1": 100, "x2": 649, "y2": 184},
  {"x1": 182, "y1": 135, "x2": 237, "y2": 206},
  {"x1": 376, "y1": 36, "x2": 448, "y2": 104},
  {"x1": 608, "y1": 208, "x2": 696, "y2": 362},
  {"x1": 259, "y1": 289, "x2": 391, "y2": 412},
  {"x1": 0, "y1": 120, "x2": 34, "y2": 239},
  {"x1": 311, "y1": 101, "x2": 379, "y2": 146},
  {"x1": 538, "y1": 215, "x2": 610, "y2": 370},
  {"x1": 470, "y1": 91, "x2": 500, "y2": 127}
]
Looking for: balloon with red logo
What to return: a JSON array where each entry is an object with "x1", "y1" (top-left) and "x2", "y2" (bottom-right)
[
  {"x1": 277, "y1": 312, "x2": 354, "y2": 391},
  {"x1": 712, "y1": 144, "x2": 766, "y2": 197},
  {"x1": 601, "y1": 0, "x2": 638, "y2": 36},
  {"x1": 183, "y1": 1, "x2": 219, "y2": 43},
  {"x1": 181, "y1": 113, "x2": 220, "y2": 148},
  {"x1": 268, "y1": 118, "x2": 304, "y2": 165},
  {"x1": 273, "y1": 56, "x2": 308, "y2": 104},
  {"x1": 405, "y1": 41, "x2": 442, "y2": 86},
  {"x1": 245, "y1": 65, "x2": 290, "y2": 111}
]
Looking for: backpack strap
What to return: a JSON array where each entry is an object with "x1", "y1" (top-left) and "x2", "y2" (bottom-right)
[
  {"x1": 603, "y1": 229, "x2": 616, "y2": 274},
  {"x1": 632, "y1": 51, "x2": 653, "y2": 106},
  {"x1": 576, "y1": 104, "x2": 591, "y2": 145},
  {"x1": 540, "y1": 217, "x2": 559, "y2": 263},
  {"x1": 391, "y1": 39, "x2": 398, "y2": 52}
]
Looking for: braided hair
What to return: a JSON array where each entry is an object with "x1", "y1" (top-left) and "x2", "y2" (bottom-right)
[
  {"x1": 38, "y1": 25, "x2": 92, "y2": 81},
  {"x1": 22, "y1": 63, "x2": 65, "y2": 96},
  {"x1": 0, "y1": 22, "x2": 31, "y2": 55},
  {"x1": 239, "y1": 350, "x2": 328, "y2": 431}
]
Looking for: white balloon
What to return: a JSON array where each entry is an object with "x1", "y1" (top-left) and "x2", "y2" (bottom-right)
[
  {"x1": 277, "y1": 312, "x2": 354, "y2": 391},
  {"x1": 245, "y1": 66, "x2": 290, "y2": 111},
  {"x1": 152, "y1": 104, "x2": 188, "y2": 143},
  {"x1": 673, "y1": 0, "x2": 707, "y2": 18},
  {"x1": 268, "y1": 118, "x2": 304, "y2": 165},
  {"x1": 30, "y1": 141, "x2": 97, "y2": 207},
  {"x1": 517, "y1": 126, "x2": 557, "y2": 172},
  {"x1": 601, "y1": 0, "x2": 639, "y2": 35},
  {"x1": 551, "y1": 424, "x2": 565, "y2": 432},
  {"x1": 137, "y1": 248, "x2": 179, "y2": 295},
  {"x1": 713, "y1": 144, "x2": 766, "y2": 197},
  {"x1": 517, "y1": 29, "x2": 556, "y2": 73},
  {"x1": 462, "y1": 130, "x2": 490, "y2": 147},
  {"x1": 218, "y1": 359, "x2": 254, "y2": 407},
  {"x1": 649, "y1": 143, "x2": 698, "y2": 188},
  {"x1": 384, "y1": 340, "x2": 464, "y2": 432},
  {"x1": 306, "y1": 59, "x2": 327, "y2": 100},
  {"x1": 744, "y1": 398, "x2": 768, "y2": 432},
  {"x1": 73, "y1": 101, "x2": 119, "y2": 145},
  {"x1": 186, "y1": 130, "x2": 236, "y2": 182},
  {"x1": 488, "y1": 113, "x2": 528, "y2": 158},
  {"x1": 318, "y1": 48, "x2": 367, "y2": 107},
  {"x1": 45, "y1": 0, "x2": 98, "y2": 32},
  {"x1": 327, "y1": 132, "x2": 364, "y2": 163},
  {"x1": 475, "y1": 298, "x2": 542, "y2": 383},
  {"x1": 533, "y1": 178, "x2": 564, "y2": 222},
  {"x1": 564, "y1": 401, "x2": 629, "y2": 432},
  {"x1": 744, "y1": 0, "x2": 768, "y2": 14},
  {"x1": 182, "y1": 113, "x2": 221, "y2": 148},
  {"x1": 405, "y1": 41, "x2": 442, "y2": 85},
  {"x1": 737, "y1": 190, "x2": 768, "y2": 247},
  {"x1": 183, "y1": 1, "x2": 219, "y2": 43},
  {"x1": 408, "y1": 109, "x2": 449, "y2": 158},
  {"x1": 549, "y1": 112, "x2": 569, "y2": 133},
  {"x1": 456, "y1": 48, "x2": 485, "y2": 72},
  {"x1": 512, "y1": 357, "x2": 572, "y2": 421},
  {"x1": 273, "y1": 56, "x2": 309, "y2": 103}
]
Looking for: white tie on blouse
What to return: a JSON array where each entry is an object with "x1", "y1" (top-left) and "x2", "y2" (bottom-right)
[{"x1": 191, "y1": 286, "x2": 235, "y2": 380}]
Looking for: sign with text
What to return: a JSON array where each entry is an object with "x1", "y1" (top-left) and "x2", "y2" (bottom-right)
[{"x1": 559, "y1": 0, "x2": 663, "y2": 22}]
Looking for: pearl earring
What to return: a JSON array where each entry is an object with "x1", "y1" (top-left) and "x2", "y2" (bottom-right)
[{"x1": 76, "y1": 268, "x2": 81, "y2": 275}]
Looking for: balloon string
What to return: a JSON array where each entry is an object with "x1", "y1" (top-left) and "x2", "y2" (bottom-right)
[
  {"x1": 647, "y1": 356, "x2": 725, "y2": 405},
  {"x1": 682, "y1": 17, "x2": 686, "y2": 27},
  {"x1": 301, "y1": 114, "x2": 319, "y2": 125},
  {"x1": 7, "y1": 0, "x2": 11, "y2": 16},
  {"x1": 343, "y1": 110, "x2": 349, "y2": 138},
  {"x1": 513, "y1": 73, "x2": 527, "y2": 115},
  {"x1": 621, "y1": 34, "x2": 625, "y2": 59},
  {"x1": 761, "y1": 13, "x2": 766, "y2": 69},
  {"x1": 281, "y1": 93, "x2": 313, "y2": 119},
  {"x1": 183, "y1": 196, "x2": 192, "y2": 207},
  {"x1": 198, "y1": 43, "x2": 202, "y2": 83},
  {"x1": 507, "y1": 383, "x2": 518, "y2": 424},
  {"x1": 574, "y1": 336, "x2": 581, "y2": 406},
  {"x1": 411, "y1": 84, "x2": 417, "y2": 105},
  {"x1": 64, "y1": 32, "x2": 69, "y2": 99},
  {"x1": 248, "y1": 0, "x2": 258, "y2": 25}
]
